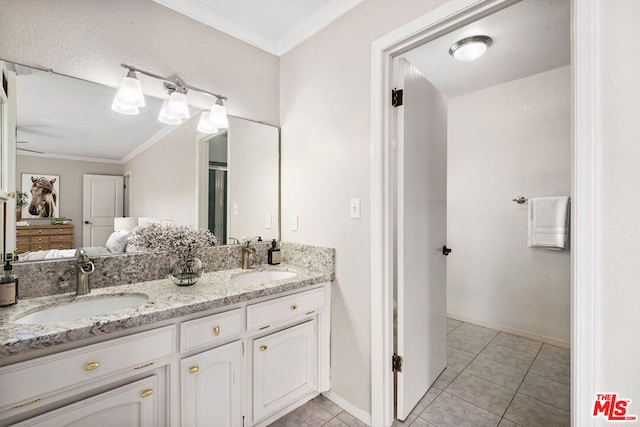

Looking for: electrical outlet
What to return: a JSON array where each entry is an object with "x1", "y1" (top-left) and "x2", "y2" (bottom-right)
[
  {"x1": 350, "y1": 198, "x2": 361, "y2": 219},
  {"x1": 265, "y1": 214, "x2": 272, "y2": 229},
  {"x1": 291, "y1": 215, "x2": 298, "y2": 231}
]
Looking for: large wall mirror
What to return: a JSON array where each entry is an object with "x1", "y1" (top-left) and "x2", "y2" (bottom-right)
[{"x1": 3, "y1": 61, "x2": 279, "y2": 263}]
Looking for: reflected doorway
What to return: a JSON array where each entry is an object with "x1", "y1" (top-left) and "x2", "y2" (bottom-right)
[{"x1": 207, "y1": 131, "x2": 228, "y2": 243}]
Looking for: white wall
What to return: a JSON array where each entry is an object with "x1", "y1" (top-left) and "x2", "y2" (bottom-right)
[
  {"x1": 280, "y1": 0, "x2": 449, "y2": 414},
  {"x1": 124, "y1": 116, "x2": 200, "y2": 227},
  {"x1": 0, "y1": 0, "x2": 279, "y2": 126},
  {"x1": 16, "y1": 155, "x2": 124, "y2": 248},
  {"x1": 447, "y1": 66, "x2": 571, "y2": 344},
  {"x1": 598, "y1": 0, "x2": 640, "y2": 405}
]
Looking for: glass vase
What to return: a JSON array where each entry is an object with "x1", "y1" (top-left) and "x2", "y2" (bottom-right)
[{"x1": 169, "y1": 258, "x2": 203, "y2": 286}]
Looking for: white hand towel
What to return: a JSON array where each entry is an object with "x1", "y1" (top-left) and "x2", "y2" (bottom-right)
[{"x1": 527, "y1": 196, "x2": 570, "y2": 249}]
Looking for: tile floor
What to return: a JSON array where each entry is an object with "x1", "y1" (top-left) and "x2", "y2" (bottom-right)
[{"x1": 269, "y1": 319, "x2": 570, "y2": 427}]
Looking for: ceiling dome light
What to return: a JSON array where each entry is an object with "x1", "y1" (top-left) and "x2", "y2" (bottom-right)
[
  {"x1": 197, "y1": 111, "x2": 219, "y2": 134},
  {"x1": 449, "y1": 35, "x2": 493, "y2": 62},
  {"x1": 111, "y1": 70, "x2": 145, "y2": 114},
  {"x1": 208, "y1": 98, "x2": 228, "y2": 129}
]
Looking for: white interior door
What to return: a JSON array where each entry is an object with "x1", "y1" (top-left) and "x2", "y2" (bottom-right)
[
  {"x1": 83, "y1": 174, "x2": 123, "y2": 247},
  {"x1": 395, "y1": 58, "x2": 448, "y2": 421}
]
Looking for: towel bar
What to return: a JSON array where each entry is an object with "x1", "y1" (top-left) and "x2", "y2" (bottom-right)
[{"x1": 512, "y1": 196, "x2": 528, "y2": 204}]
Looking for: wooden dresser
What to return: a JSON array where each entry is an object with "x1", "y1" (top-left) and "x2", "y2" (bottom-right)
[{"x1": 16, "y1": 224, "x2": 75, "y2": 253}]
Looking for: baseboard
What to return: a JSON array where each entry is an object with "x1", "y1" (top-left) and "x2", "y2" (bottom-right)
[
  {"x1": 323, "y1": 390, "x2": 372, "y2": 426},
  {"x1": 447, "y1": 313, "x2": 570, "y2": 349}
]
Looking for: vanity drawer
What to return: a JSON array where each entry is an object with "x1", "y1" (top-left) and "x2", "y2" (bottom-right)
[
  {"x1": 247, "y1": 288, "x2": 325, "y2": 333},
  {"x1": 180, "y1": 309, "x2": 242, "y2": 353},
  {"x1": 0, "y1": 325, "x2": 176, "y2": 412}
]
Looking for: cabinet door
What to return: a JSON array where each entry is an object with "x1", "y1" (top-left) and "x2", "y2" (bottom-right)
[
  {"x1": 253, "y1": 320, "x2": 317, "y2": 422},
  {"x1": 12, "y1": 376, "x2": 158, "y2": 427},
  {"x1": 181, "y1": 340, "x2": 243, "y2": 427}
]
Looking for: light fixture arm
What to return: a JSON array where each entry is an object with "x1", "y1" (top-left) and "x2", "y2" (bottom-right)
[{"x1": 121, "y1": 63, "x2": 227, "y2": 101}]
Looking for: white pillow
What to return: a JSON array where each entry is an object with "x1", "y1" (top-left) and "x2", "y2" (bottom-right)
[{"x1": 105, "y1": 230, "x2": 132, "y2": 253}]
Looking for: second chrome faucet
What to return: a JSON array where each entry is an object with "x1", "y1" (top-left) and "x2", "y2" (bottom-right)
[
  {"x1": 242, "y1": 241, "x2": 256, "y2": 269},
  {"x1": 75, "y1": 248, "x2": 95, "y2": 295}
]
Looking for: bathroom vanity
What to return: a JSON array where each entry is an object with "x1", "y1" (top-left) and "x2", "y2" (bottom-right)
[{"x1": 0, "y1": 262, "x2": 332, "y2": 427}]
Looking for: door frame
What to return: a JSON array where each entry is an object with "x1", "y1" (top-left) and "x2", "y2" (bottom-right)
[{"x1": 369, "y1": 0, "x2": 601, "y2": 426}]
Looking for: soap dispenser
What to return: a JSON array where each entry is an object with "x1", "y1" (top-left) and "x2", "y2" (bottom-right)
[
  {"x1": 0, "y1": 260, "x2": 18, "y2": 307},
  {"x1": 267, "y1": 239, "x2": 281, "y2": 265}
]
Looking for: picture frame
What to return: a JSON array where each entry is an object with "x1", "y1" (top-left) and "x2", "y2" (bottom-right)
[{"x1": 21, "y1": 173, "x2": 60, "y2": 219}]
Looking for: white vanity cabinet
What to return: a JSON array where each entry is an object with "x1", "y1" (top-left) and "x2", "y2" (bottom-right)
[
  {"x1": 0, "y1": 282, "x2": 331, "y2": 427},
  {"x1": 247, "y1": 286, "x2": 329, "y2": 426},
  {"x1": 181, "y1": 341, "x2": 243, "y2": 427},
  {"x1": 179, "y1": 309, "x2": 244, "y2": 427},
  {"x1": 12, "y1": 376, "x2": 159, "y2": 427},
  {"x1": 252, "y1": 321, "x2": 317, "y2": 422}
]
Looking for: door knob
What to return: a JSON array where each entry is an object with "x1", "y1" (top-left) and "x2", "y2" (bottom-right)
[
  {"x1": 84, "y1": 221, "x2": 91, "y2": 224},
  {"x1": 442, "y1": 246, "x2": 452, "y2": 256}
]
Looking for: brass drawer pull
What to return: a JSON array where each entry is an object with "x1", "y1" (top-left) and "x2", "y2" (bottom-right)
[
  {"x1": 189, "y1": 366, "x2": 199, "y2": 374},
  {"x1": 140, "y1": 389, "x2": 153, "y2": 398},
  {"x1": 11, "y1": 398, "x2": 41, "y2": 409},
  {"x1": 305, "y1": 310, "x2": 316, "y2": 315},
  {"x1": 259, "y1": 325, "x2": 270, "y2": 330},
  {"x1": 260, "y1": 345, "x2": 268, "y2": 352},
  {"x1": 134, "y1": 362, "x2": 154, "y2": 370},
  {"x1": 84, "y1": 362, "x2": 100, "y2": 371},
  {"x1": 213, "y1": 326, "x2": 220, "y2": 336},
  {"x1": 290, "y1": 304, "x2": 298, "y2": 310}
]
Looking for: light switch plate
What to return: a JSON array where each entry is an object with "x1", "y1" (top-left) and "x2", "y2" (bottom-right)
[
  {"x1": 350, "y1": 198, "x2": 361, "y2": 219},
  {"x1": 265, "y1": 214, "x2": 272, "y2": 229},
  {"x1": 291, "y1": 215, "x2": 298, "y2": 231}
]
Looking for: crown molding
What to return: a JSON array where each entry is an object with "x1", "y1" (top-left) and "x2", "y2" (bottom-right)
[{"x1": 153, "y1": 0, "x2": 366, "y2": 56}]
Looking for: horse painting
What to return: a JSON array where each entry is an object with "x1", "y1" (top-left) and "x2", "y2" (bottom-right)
[{"x1": 28, "y1": 176, "x2": 58, "y2": 218}]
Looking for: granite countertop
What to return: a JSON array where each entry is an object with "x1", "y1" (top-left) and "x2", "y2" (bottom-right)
[{"x1": 0, "y1": 264, "x2": 333, "y2": 359}]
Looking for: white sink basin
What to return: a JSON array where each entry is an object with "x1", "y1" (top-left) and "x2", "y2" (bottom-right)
[
  {"x1": 232, "y1": 271, "x2": 297, "y2": 283},
  {"x1": 15, "y1": 294, "x2": 149, "y2": 324}
]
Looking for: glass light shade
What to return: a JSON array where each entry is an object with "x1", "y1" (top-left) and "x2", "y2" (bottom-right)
[
  {"x1": 113, "y1": 75, "x2": 145, "y2": 107},
  {"x1": 166, "y1": 91, "x2": 190, "y2": 120},
  {"x1": 449, "y1": 36, "x2": 492, "y2": 62},
  {"x1": 158, "y1": 100, "x2": 183, "y2": 125},
  {"x1": 197, "y1": 111, "x2": 219, "y2": 134},
  {"x1": 208, "y1": 102, "x2": 228, "y2": 129},
  {"x1": 111, "y1": 98, "x2": 139, "y2": 115}
]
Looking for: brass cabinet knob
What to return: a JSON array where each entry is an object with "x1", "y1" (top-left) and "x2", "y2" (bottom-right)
[
  {"x1": 260, "y1": 345, "x2": 268, "y2": 352},
  {"x1": 189, "y1": 366, "x2": 199, "y2": 374},
  {"x1": 290, "y1": 304, "x2": 298, "y2": 310},
  {"x1": 8, "y1": 192, "x2": 15, "y2": 198},
  {"x1": 84, "y1": 362, "x2": 100, "y2": 371},
  {"x1": 140, "y1": 389, "x2": 153, "y2": 398},
  {"x1": 213, "y1": 326, "x2": 220, "y2": 336}
]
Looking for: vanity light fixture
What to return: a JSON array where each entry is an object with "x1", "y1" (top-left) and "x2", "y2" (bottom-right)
[
  {"x1": 449, "y1": 35, "x2": 493, "y2": 62},
  {"x1": 197, "y1": 111, "x2": 219, "y2": 134},
  {"x1": 207, "y1": 97, "x2": 229, "y2": 129},
  {"x1": 158, "y1": 99, "x2": 183, "y2": 125},
  {"x1": 111, "y1": 69, "x2": 145, "y2": 115},
  {"x1": 111, "y1": 63, "x2": 228, "y2": 126}
]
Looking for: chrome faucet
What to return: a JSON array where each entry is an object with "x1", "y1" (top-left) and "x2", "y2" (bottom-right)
[
  {"x1": 228, "y1": 237, "x2": 240, "y2": 245},
  {"x1": 75, "y1": 248, "x2": 95, "y2": 296},
  {"x1": 241, "y1": 241, "x2": 255, "y2": 269}
]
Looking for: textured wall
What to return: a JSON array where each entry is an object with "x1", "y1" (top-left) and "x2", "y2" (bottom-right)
[
  {"x1": 447, "y1": 66, "x2": 571, "y2": 344},
  {"x1": 0, "y1": 0, "x2": 279, "y2": 124},
  {"x1": 279, "y1": 0, "x2": 449, "y2": 414},
  {"x1": 598, "y1": 0, "x2": 640, "y2": 404}
]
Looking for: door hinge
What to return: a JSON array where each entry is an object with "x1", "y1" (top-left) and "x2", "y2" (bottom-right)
[
  {"x1": 392, "y1": 353, "x2": 403, "y2": 372},
  {"x1": 392, "y1": 88, "x2": 404, "y2": 107}
]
